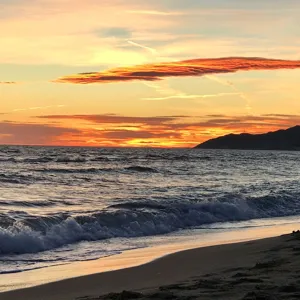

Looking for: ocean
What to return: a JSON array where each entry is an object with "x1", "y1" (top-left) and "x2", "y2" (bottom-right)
[{"x1": 1, "y1": 146, "x2": 300, "y2": 275}]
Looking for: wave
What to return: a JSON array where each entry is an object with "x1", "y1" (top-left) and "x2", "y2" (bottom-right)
[
  {"x1": 90, "y1": 156, "x2": 111, "y2": 162},
  {"x1": 0, "y1": 148, "x2": 21, "y2": 154},
  {"x1": 0, "y1": 200, "x2": 54, "y2": 208},
  {"x1": 23, "y1": 157, "x2": 53, "y2": 163},
  {"x1": 36, "y1": 167, "x2": 113, "y2": 174},
  {"x1": 0, "y1": 174, "x2": 31, "y2": 184},
  {"x1": 55, "y1": 157, "x2": 86, "y2": 163},
  {"x1": 0, "y1": 265, "x2": 50, "y2": 275},
  {"x1": 0, "y1": 252, "x2": 124, "y2": 274},
  {"x1": 1, "y1": 191, "x2": 300, "y2": 255},
  {"x1": 1, "y1": 156, "x2": 86, "y2": 164},
  {"x1": 37, "y1": 166, "x2": 158, "y2": 174},
  {"x1": 124, "y1": 166, "x2": 158, "y2": 173},
  {"x1": 198, "y1": 220, "x2": 300, "y2": 230},
  {"x1": 0, "y1": 199, "x2": 75, "y2": 208},
  {"x1": 0, "y1": 157, "x2": 53, "y2": 163},
  {"x1": 110, "y1": 202, "x2": 166, "y2": 210},
  {"x1": 0, "y1": 157, "x2": 18, "y2": 163},
  {"x1": 0, "y1": 172, "x2": 45, "y2": 185},
  {"x1": 0, "y1": 151, "x2": 213, "y2": 166}
]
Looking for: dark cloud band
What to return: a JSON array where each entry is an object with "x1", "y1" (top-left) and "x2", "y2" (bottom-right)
[{"x1": 54, "y1": 57, "x2": 300, "y2": 84}]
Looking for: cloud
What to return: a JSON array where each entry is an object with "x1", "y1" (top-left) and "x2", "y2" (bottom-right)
[
  {"x1": 3, "y1": 113, "x2": 300, "y2": 147},
  {"x1": 142, "y1": 92, "x2": 241, "y2": 101},
  {"x1": 0, "y1": 121, "x2": 80, "y2": 145},
  {"x1": 0, "y1": 81, "x2": 17, "y2": 84},
  {"x1": 55, "y1": 57, "x2": 300, "y2": 84},
  {"x1": 164, "y1": 114, "x2": 300, "y2": 132},
  {"x1": 125, "y1": 10, "x2": 182, "y2": 16},
  {"x1": 127, "y1": 40, "x2": 157, "y2": 55},
  {"x1": 36, "y1": 113, "x2": 300, "y2": 128},
  {"x1": 36, "y1": 114, "x2": 182, "y2": 125},
  {"x1": 96, "y1": 27, "x2": 132, "y2": 38},
  {"x1": 101, "y1": 130, "x2": 181, "y2": 140},
  {"x1": 12, "y1": 105, "x2": 66, "y2": 113},
  {"x1": 35, "y1": 113, "x2": 300, "y2": 134},
  {"x1": 205, "y1": 74, "x2": 252, "y2": 112}
]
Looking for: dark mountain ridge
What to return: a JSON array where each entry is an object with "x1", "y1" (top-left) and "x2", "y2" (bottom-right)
[{"x1": 195, "y1": 125, "x2": 300, "y2": 150}]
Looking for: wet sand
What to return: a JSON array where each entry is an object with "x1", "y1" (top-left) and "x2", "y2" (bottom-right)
[{"x1": 1, "y1": 231, "x2": 300, "y2": 300}]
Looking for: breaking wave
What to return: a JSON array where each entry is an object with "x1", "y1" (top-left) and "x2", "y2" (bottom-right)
[{"x1": 1, "y1": 191, "x2": 300, "y2": 255}]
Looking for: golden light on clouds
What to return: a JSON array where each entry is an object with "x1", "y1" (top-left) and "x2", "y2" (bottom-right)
[
  {"x1": 55, "y1": 57, "x2": 300, "y2": 84},
  {"x1": 0, "y1": 114, "x2": 298, "y2": 147},
  {"x1": 1, "y1": 0, "x2": 300, "y2": 147}
]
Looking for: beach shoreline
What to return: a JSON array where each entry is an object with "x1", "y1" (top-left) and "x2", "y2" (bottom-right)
[
  {"x1": 1, "y1": 227, "x2": 300, "y2": 300},
  {"x1": 1, "y1": 220, "x2": 299, "y2": 293}
]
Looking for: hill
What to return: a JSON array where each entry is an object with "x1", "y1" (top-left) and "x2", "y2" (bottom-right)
[{"x1": 195, "y1": 126, "x2": 300, "y2": 150}]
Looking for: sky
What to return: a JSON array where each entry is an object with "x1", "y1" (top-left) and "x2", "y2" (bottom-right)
[{"x1": 1, "y1": 0, "x2": 300, "y2": 147}]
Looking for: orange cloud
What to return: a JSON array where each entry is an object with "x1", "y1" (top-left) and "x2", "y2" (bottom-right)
[
  {"x1": 0, "y1": 122, "x2": 80, "y2": 145},
  {"x1": 2, "y1": 114, "x2": 300, "y2": 147},
  {"x1": 55, "y1": 57, "x2": 300, "y2": 84},
  {"x1": 30, "y1": 113, "x2": 300, "y2": 148},
  {"x1": 36, "y1": 114, "x2": 185, "y2": 125}
]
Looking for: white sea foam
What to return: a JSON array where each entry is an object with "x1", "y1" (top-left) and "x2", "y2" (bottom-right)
[{"x1": 1, "y1": 193, "x2": 300, "y2": 255}]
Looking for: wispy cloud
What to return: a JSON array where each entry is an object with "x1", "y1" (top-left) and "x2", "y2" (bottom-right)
[
  {"x1": 127, "y1": 40, "x2": 158, "y2": 55},
  {"x1": 205, "y1": 75, "x2": 253, "y2": 112},
  {"x1": 55, "y1": 57, "x2": 300, "y2": 84},
  {"x1": 125, "y1": 10, "x2": 182, "y2": 16},
  {"x1": 36, "y1": 114, "x2": 182, "y2": 125},
  {"x1": 0, "y1": 81, "x2": 18, "y2": 85},
  {"x1": 12, "y1": 105, "x2": 66, "y2": 113},
  {"x1": 142, "y1": 92, "x2": 241, "y2": 101},
  {"x1": 138, "y1": 45, "x2": 240, "y2": 102}
]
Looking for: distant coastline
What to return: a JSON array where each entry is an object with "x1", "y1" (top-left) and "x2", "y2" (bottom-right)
[{"x1": 195, "y1": 125, "x2": 300, "y2": 150}]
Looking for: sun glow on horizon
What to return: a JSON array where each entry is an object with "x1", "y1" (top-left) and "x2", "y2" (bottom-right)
[{"x1": 1, "y1": 0, "x2": 300, "y2": 147}]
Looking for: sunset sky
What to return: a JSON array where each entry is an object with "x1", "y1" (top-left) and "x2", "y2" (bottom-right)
[{"x1": 1, "y1": 0, "x2": 300, "y2": 147}]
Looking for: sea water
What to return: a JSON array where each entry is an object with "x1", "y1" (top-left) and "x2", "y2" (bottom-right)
[{"x1": 1, "y1": 146, "x2": 300, "y2": 274}]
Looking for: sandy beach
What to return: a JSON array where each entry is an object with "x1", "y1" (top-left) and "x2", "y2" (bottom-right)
[{"x1": 1, "y1": 231, "x2": 300, "y2": 300}]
